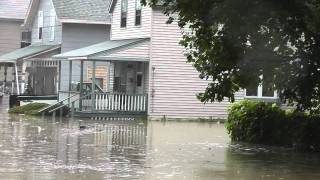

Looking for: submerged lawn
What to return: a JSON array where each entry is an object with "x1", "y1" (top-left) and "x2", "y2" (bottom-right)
[{"x1": 8, "y1": 103, "x2": 49, "y2": 115}]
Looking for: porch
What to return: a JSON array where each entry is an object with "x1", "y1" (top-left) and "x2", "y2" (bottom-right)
[
  {"x1": 50, "y1": 38, "x2": 150, "y2": 117},
  {"x1": 0, "y1": 44, "x2": 61, "y2": 95}
]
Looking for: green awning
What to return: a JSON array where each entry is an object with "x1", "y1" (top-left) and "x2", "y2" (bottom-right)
[
  {"x1": 53, "y1": 38, "x2": 149, "y2": 60},
  {"x1": 0, "y1": 44, "x2": 61, "y2": 63}
]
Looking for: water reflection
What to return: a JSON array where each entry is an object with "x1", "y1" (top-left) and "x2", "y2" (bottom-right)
[{"x1": 0, "y1": 110, "x2": 320, "y2": 179}]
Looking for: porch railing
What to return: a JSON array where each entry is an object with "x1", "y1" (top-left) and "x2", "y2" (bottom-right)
[
  {"x1": 94, "y1": 93, "x2": 148, "y2": 112},
  {"x1": 57, "y1": 91, "x2": 148, "y2": 114}
]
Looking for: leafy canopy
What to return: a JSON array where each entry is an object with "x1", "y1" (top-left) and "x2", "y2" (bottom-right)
[{"x1": 142, "y1": 0, "x2": 320, "y2": 112}]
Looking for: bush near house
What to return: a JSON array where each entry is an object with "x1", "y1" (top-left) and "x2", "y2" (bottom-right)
[
  {"x1": 8, "y1": 103, "x2": 49, "y2": 115},
  {"x1": 226, "y1": 100, "x2": 320, "y2": 152}
]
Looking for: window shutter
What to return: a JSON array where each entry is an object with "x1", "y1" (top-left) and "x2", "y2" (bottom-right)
[
  {"x1": 38, "y1": 11, "x2": 43, "y2": 27},
  {"x1": 50, "y1": 10, "x2": 55, "y2": 41}
]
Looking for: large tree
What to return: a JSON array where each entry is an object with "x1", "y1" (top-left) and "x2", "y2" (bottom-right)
[{"x1": 143, "y1": 0, "x2": 320, "y2": 112}]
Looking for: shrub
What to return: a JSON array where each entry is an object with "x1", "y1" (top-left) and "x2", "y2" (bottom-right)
[
  {"x1": 226, "y1": 100, "x2": 320, "y2": 152},
  {"x1": 8, "y1": 103, "x2": 49, "y2": 115}
]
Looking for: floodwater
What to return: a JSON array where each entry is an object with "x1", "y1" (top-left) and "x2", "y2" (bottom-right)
[{"x1": 1, "y1": 99, "x2": 320, "y2": 179}]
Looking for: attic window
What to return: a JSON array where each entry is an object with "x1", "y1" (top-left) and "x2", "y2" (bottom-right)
[
  {"x1": 38, "y1": 11, "x2": 43, "y2": 40},
  {"x1": 135, "y1": 0, "x2": 142, "y2": 26},
  {"x1": 121, "y1": 0, "x2": 128, "y2": 28},
  {"x1": 21, "y1": 31, "x2": 31, "y2": 48}
]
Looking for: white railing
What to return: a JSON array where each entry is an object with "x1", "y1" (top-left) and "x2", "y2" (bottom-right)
[
  {"x1": 94, "y1": 93, "x2": 148, "y2": 112},
  {"x1": 57, "y1": 91, "x2": 148, "y2": 113}
]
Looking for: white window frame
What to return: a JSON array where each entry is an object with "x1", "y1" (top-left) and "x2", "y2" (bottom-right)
[
  {"x1": 244, "y1": 75, "x2": 278, "y2": 99},
  {"x1": 38, "y1": 11, "x2": 43, "y2": 40},
  {"x1": 49, "y1": 10, "x2": 55, "y2": 41},
  {"x1": 135, "y1": 0, "x2": 142, "y2": 26},
  {"x1": 120, "y1": 0, "x2": 128, "y2": 28}
]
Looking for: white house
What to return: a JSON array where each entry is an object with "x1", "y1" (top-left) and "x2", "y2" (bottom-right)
[
  {"x1": 52, "y1": 0, "x2": 255, "y2": 120},
  {"x1": 0, "y1": 0, "x2": 112, "y2": 96},
  {"x1": 0, "y1": 0, "x2": 30, "y2": 94}
]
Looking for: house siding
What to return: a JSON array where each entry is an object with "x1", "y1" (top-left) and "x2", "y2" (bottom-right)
[
  {"x1": 99, "y1": 40, "x2": 150, "y2": 59},
  {"x1": 0, "y1": 20, "x2": 22, "y2": 55},
  {"x1": 59, "y1": 24, "x2": 111, "y2": 92},
  {"x1": 149, "y1": 10, "x2": 244, "y2": 119},
  {"x1": 30, "y1": 0, "x2": 62, "y2": 45},
  {"x1": 111, "y1": 0, "x2": 152, "y2": 40}
]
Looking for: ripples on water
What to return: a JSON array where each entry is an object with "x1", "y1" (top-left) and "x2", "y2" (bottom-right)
[{"x1": 0, "y1": 109, "x2": 320, "y2": 179}]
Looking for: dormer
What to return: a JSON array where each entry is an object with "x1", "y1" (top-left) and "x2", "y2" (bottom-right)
[
  {"x1": 23, "y1": 0, "x2": 61, "y2": 45},
  {"x1": 109, "y1": 0, "x2": 152, "y2": 40}
]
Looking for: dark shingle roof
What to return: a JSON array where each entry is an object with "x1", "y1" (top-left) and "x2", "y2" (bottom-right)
[
  {"x1": 52, "y1": 0, "x2": 112, "y2": 23},
  {"x1": 0, "y1": 0, "x2": 30, "y2": 20}
]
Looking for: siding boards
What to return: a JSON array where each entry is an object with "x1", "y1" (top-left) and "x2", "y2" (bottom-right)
[
  {"x1": 61, "y1": 23, "x2": 110, "y2": 52},
  {"x1": 31, "y1": 0, "x2": 62, "y2": 45},
  {"x1": 111, "y1": 0, "x2": 152, "y2": 40},
  {"x1": 149, "y1": 10, "x2": 244, "y2": 119},
  {"x1": 103, "y1": 40, "x2": 150, "y2": 59},
  {"x1": 0, "y1": 20, "x2": 22, "y2": 55},
  {"x1": 59, "y1": 23, "x2": 111, "y2": 92}
]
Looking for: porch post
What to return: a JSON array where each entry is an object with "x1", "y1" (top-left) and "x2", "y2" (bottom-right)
[
  {"x1": 14, "y1": 63, "x2": 20, "y2": 95},
  {"x1": 91, "y1": 60, "x2": 96, "y2": 112},
  {"x1": 79, "y1": 60, "x2": 84, "y2": 111},
  {"x1": 58, "y1": 60, "x2": 61, "y2": 100},
  {"x1": 68, "y1": 61, "x2": 72, "y2": 105},
  {"x1": 3, "y1": 63, "x2": 7, "y2": 93},
  {"x1": 69, "y1": 61, "x2": 73, "y2": 91}
]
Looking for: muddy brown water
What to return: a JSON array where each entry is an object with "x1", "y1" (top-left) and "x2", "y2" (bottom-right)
[{"x1": 0, "y1": 97, "x2": 320, "y2": 179}]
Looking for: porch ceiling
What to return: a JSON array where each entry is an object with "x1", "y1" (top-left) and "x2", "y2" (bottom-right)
[
  {"x1": 53, "y1": 38, "x2": 150, "y2": 62},
  {"x1": 0, "y1": 44, "x2": 61, "y2": 63}
]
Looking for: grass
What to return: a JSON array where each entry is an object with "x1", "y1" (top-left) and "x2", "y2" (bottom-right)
[{"x1": 8, "y1": 103, "x2": 49, "y2": 115}]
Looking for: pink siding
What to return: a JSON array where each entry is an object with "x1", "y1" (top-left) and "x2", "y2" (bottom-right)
[
  {"x1": 149, "y1": 10, "x2": 244, "y2": 119},
  {"x1": 111, "y1": 0, "x2": 152, "y2": 40}
]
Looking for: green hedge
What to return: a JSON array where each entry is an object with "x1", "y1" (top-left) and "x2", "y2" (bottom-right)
[
  {"x1": 226, "y1": 100, "x2": 320, "y2": 152},
  {"x1": 8, "y1": 103, "x2": 49, "y2": 115}
]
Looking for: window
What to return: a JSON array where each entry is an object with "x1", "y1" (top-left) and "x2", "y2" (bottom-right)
[
  {"x1": 135, "y1": 0, "x2": 142, "y2": 26},
  {"x1": 21, "y1": 31, "x2": 31, "y2": 48},
  {"x1": 49, "y1": 10, "x2": 55, "y2": 41},
  {"x1": 121, "y1": 0, "x2": 128, "y2": 28},
  {"x1": 136, "y1": 73, "x2": 142, "y2": 87},
  {"x1": 245, "y1": 74, "x2": 277, "y2": 98},
  {"x1": 38, "y1": 11, "x2": 43, "y2": 40}
]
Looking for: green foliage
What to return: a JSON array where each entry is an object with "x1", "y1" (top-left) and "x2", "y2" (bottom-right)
[
  {"x1": 8, "y1": 103, "x2": 49, "y2": 115},
  {"x1": 144, "y1": 0, "x2": 320, "y2": 112},
  {"x1": 227, "y1": 100, "x2": 320, "y2": 151}
]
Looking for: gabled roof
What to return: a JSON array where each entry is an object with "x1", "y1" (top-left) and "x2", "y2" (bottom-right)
[
  {"x1": 0, "y1": 0, "x2": 30, "y2": 20},
  {"x1": 52, "y1": 0, "x2": 112, "y2": 24},
  {"x1": 54, "y1": 38, "x2": 149, "y2": 60},
  {"x1": 0, "y1": 44, "x2": 60, "y2": 63},
  {"x1": 24, "y1": 0, "x2": 112, "y2": 28}
]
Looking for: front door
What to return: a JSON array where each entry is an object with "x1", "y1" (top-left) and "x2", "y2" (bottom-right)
[{"x1": 126, "y1": 63, "x2": 135, "y2": 94}]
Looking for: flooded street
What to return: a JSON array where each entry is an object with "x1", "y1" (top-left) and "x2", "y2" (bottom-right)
[{"x1": 1, "y1": 100, "x2": 320, "y2": 179}]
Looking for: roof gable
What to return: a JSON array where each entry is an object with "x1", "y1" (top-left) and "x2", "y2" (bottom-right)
[
  {"x1": 23, "y1": 0, "x2": 112, "y2": 28},
  {"x1": 0, "y1": 0, "x2": 30, "y2": 20},
  {"x1": 52, "y1": 0, "x2": 112, "y2": 24}
]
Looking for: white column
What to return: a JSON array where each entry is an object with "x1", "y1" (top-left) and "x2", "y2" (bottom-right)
[{"x1": 14, "y1": 63, "x2": 20, "y2": 95}]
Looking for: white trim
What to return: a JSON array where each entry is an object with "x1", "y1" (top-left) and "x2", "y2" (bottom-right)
[
  {"x1": 244, "y1": 74, "x2": 278, "y2": 99},
  {"x1": 67, "y1": 57, "x2": 88, "y2": 60},
  {"x1": 49, "y1": 9, "x2": 56, "y2": 42},
  {"x1": 59, "y1": 19, "x2": 110, "y2": 25},
  {"x1": 38, "y1": 10, "x2": 43, "y2": 40},
  {"x1": 14, "y1": 63, "x2": 20, "y2": 95}
]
